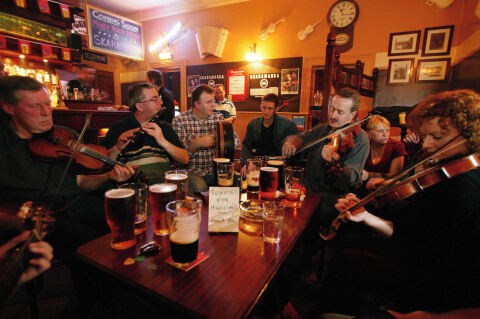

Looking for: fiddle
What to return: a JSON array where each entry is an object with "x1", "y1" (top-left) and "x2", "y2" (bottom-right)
[
  {"x1": 326, "y1": 125, "x2": 359, "y2": 154},
  {"x1": 29, "y1": 125, "x2": 126, "y2": 175},
  {"x1": 319, "y1": 139, "x2": 476, "y2": 240},
  {"x1": 296, "y1": 115, "x2": 371, "y2": 154}
]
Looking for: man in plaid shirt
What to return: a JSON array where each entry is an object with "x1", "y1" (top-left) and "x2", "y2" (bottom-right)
[{"x1": 173, "y1": 84, "x2": 239, "y2": 193}]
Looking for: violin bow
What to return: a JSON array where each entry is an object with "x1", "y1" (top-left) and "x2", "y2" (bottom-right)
[
  {"x1": 49, "y1": 113, "x2": 92, "y2": 211},
  {"x1": 296, "y1": 115, "x2": 372, "y2": 154},
  {"x1": 320, "y1": 136, "x2": 468, "y2": 240}
]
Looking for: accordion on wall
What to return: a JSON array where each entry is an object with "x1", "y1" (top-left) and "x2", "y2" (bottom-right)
[{"x1": 195, "y1": 26, "x2": 229, "y2": 58}]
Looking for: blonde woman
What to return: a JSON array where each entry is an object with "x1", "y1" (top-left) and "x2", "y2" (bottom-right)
[{"x1": 361, "y1": 115, "x2": 407, "y2": 189}]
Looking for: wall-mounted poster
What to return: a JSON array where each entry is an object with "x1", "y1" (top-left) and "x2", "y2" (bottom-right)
[
  {"x1": 227, "y1": 69, "x2": 247, "y2": 102},
  {"x1": 281, "y1": 68, "x2": 299, "y2": 95},
  {"x1": 85, "y1": 4, "x2": 144, "y2": 61},
  {"x1": 249, "y1": 73, "x2": 280, "y2": 98},
  {"x1": 200, "y1": 74, "x2": 225, "y2": 88},
  {"x1": 187, "y1": 75, "x2": 200, "y2": 97}
]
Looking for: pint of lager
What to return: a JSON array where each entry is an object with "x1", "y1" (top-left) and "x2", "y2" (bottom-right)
[
  {"x1": 149, "y1": 183, "x2": 177, "y2": 236},
  {"x1": 105, "y1": 188, "x2": 136, "y2": 250},
  {"x1": 259, "y1": 167, "x2": 278, "y2": 201},
  {"x1": 166, "y1": 198, "x2": 202, "y2": 264},
  {"x1": 284, "y1": 167, "x2": 305, "y2": 206},
  {"x1": 165, "y1": 170, "x2": 188, "y2": 200}
]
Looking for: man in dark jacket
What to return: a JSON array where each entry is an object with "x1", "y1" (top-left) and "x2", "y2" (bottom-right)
[
  {"x1": 146, "y1": 69, "x2": 175, "y2": 123},
  {"x1": 241, "y1": 93, "x2": 298, "y2": 165}
]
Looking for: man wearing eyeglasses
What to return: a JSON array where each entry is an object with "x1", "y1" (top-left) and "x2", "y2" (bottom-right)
[{"x1": 102, "y1": 83, "x2": 188, "y2": 184}]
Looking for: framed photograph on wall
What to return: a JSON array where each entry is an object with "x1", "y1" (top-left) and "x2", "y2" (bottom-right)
[
  {"x1": 422, "y1": 25, "x2": 454, "y2": 56},
  {"x1": 388, "y1": 30, "x2": 421, "y2": 56},
  {"x1": 416, "y1": 58, "x2": 450, "y2": 83},
  {"x1": 387, "y1": 58, "x2": 414, "y2": 86}
]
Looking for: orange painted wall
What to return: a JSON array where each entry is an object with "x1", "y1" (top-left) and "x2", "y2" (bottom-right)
[{"x1": 142, "y1": 0, "x2": 473, "y2": 66}]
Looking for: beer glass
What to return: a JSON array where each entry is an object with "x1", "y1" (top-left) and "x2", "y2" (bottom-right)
[
  {"x1": 105, "y1": 188, "x2": 136, "y2": 250},
  {"x1": 246, "y1": 159, "x2": 262, "y2": 200},
  {"x1": 267, "y1": 157, "x2": 285, "y2": 190},
  {"x1": 149, "y1": 183, "x2": 177, "y2": 236},
  {"x1": 259, "y1": 167, "x2": 278, "y2": 201},
  {"x1": 263, "y1": 202, "x2": 284, "y2": 244},
  {"x1": 165, "y1": 170, "x2": 188, "y2": 200},
  {"x1": 120, "y1": 182, "x2": 147, "y2": 235},
  {"x1": 213, "y1": 158, "x2": 230, "y2": 186},
  {"x1": 284, "y1": 167, "x2": 305, "y2": 206},
  {"x1": 166, "y1": 198, "x2": 202, "y2": 264},
  {"x1": 217, "y1": 162, "x2": 234, "y2": 186}
]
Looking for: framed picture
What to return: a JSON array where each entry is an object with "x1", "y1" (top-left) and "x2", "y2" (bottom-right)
[
  {"x1": 292, "y1": 115, "x2": 305, "y2": 132},
  {"x1": 416, "y1": 58, "x2": 450, "y2": 83},
  {"x1": 388, "y1": 30, "x2": 421, "y2": 56},
  {"x1": 387, "y1": 58, "x2": 414, "y2": 86},
  {"x1": 422, "y1": 25, "x2": 454, "y2": 56},
  {"x1": 280, "y1": 68, "x2": 299, "y2": 95}
]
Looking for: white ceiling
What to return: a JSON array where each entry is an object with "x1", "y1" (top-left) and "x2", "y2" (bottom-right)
[{"x1": 81, "y1": 0, "x2": 251, "y2": 21}]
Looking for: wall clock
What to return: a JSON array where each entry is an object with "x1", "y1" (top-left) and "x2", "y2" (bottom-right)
[{"x1": 327, "y1": 0, "x2": 359, "y2": 30}]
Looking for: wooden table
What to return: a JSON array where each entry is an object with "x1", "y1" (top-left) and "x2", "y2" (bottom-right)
[{"x1": 76, "y1": 194, "x2": 322, "y2": 319}]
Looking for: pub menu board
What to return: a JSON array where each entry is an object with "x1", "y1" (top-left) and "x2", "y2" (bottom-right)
[
  {"x1": 85, "y1": 5, "x2": 144, "y2": 61},
  {"x1": 186, "y1": 57, "x2": 302, "y2": 112}
]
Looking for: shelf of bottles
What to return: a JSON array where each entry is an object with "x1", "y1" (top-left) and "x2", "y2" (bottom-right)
[{"x1": 3, "y1": 61, "x2": 63, "y2": 108}]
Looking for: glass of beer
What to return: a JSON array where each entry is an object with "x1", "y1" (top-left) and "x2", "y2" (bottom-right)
[
  {"x1": 166, "y1": 198, "x2": 202, "y2": 264},
  {"x1": 267, "y1": 157, "x2": 285, "y2": 190},
  {"x1": 165, "y1": 170, "x2": 188, "y2": 200},
  {"x1": 246, "y1": 159, "x2": 262, "y2": 200},
  {"x1": 104, "y1": 188, "x2": 136, "y2": 250},
  {"x1": 284, "y1": 167, "x2": 305, "y2": 206},
  {"x1": 259, "y1": 166, "x2": 278, "y2": 201},
  {"x1": 263, "y1": 201, "x2": 284, "y2": 244},
  {"x1": 149, "y1": 183, "x2": 177, "y2": 236},
  {"x1": 119, "y1": 182, "x2": 148, "y2": 235},
  {"x1": 217, "y1": 162, "x2": 234, "y2": 186},
  {"x1": 213, "y1": 158, "x2": 230, "y2": 186}
]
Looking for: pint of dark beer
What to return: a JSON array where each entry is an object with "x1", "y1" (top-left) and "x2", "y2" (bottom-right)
[
  {"x1": 105, "y1": 188, "x2": 136, "y2": 250},
  {"x1": 165, "y1": 170, "x2": 188, "y2": 200},
  {"x1": 149, "y1": 183, "x2": 177, "y2": 236},
  {"x1": 259, "y1": 166, "x2": 278, "y2": 201},
  {"x1": 166, "y1": 198, "x2": 202, "y2": 264},
  {"x1": 213, "y1": 158, "x2": 230, "y2": 186},
  {"x1": 267, "y1": 157, "x2": 285, "y2": 190}
]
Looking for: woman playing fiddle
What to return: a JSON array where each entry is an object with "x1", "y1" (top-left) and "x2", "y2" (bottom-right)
[
  {"x1": 312, "y1": 90, "x2": 480, "y2": 318},
  {"x1": 361, "y1": 115, "x2": 407, "y2": 190}
]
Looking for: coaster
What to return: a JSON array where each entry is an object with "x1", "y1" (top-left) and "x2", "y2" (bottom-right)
[{"x1": 165, "y1": 252, "x2": 210, "y2": 271}]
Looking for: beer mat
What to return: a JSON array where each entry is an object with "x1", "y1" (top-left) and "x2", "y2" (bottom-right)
[
  {"x1": 278, "y1": 198, "x2": 303, "y2": 208},
  {"x1": 165, "y1": 252, "x2": 210, "y2": 271}
]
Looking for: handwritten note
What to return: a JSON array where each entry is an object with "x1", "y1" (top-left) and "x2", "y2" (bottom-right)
[{"x1": 208, "y1": 187, "x2": 239, "y2": 232}]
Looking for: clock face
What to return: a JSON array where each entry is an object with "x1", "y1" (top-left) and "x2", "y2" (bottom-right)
[{"x1": 328, "y1": 0, "x2": 359, "y2": 29}]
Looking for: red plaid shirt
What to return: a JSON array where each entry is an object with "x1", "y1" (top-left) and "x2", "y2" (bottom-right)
[{"x1": 172, "y1": 109, "x2": 239, "y2": 176}]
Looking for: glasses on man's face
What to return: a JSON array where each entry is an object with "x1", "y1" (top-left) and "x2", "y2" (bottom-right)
[{"x1": 141, "y1": 96, "x2": 161, "y2": 103}]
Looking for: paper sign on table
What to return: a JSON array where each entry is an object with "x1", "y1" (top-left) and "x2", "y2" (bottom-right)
[{"x1": 208, "y1": 187, "x2": 239, "y2": 232}]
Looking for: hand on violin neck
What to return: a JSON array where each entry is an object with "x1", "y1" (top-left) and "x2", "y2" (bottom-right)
[
  {"x1": 335, "y1": 193, "x2": 366, "y2": 223},
  {"x1": 321, "y1": 145, "x2": 340, "y2": 162}
]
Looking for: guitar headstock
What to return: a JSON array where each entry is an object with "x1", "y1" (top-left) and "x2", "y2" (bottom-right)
[{"x1": 16, "y1": 202, "x2": 55, "y2": 240}]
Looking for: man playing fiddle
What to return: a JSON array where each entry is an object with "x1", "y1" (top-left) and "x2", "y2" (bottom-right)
[
  {"x1": 282, "y1": 87, "x2": 370, "y2": 225},
  {"x1": 102, "y1": 83, "x2": 188, "y2": 185},
  {"x1": 0, "y1": 76, "x2": 136, "y2": 316},
  {"x1": 313, "y1": 90, "x2": 480, "y2": 318}
]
